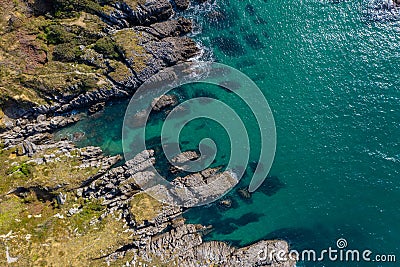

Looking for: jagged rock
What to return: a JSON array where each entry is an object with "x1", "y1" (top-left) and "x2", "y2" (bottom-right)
[
  {"x1": 36, "y1": 114, "x2": 46, "y2": 123},
  {"x1": 80, "y1": 146, "x2": 103, "y2": 159},
  {"x1": 33, "y1": 121, "x2": 50, "y2": 132},
  {"x1": 177, "y1": 239, "x2": 295, "y2": 267},
  {"x1": 218, "y1": 198, "x2": 232, "y2": 209},
  {"x1": 169, "y1": 150, "x2": 199, "y2": 173},
  {"x1": 4, "y1": 120, "x2": 14, "y2": 130},
  {"x1": 98, "y1": 0, "x2": 174, "y2": 28},
  {"x1": 175, "y1": 173, "x2": 205, "y2": 187},
  {"x1": 237, "y1": 187, "x2": 252, "y2": 199},
  {"x1": 12, "y1": 126, "x2": 21, "y2": 133},
  {"x1": 138, "y1": 224, "x2": 206, "y2": 262},
  {"x1": 150, "y1": 17, "x2": 192, "y2": 38},
  {"x1": 88, "y1": 102, "x2": 106, "y2": 114},
  {"x1": 67, "y1": 207, "x2": 82, "y2": 217},
  {"x1": 81, "y1": 48, "x2": 107, "y2": 69},
  {"x1": 151, "y1": 94, "x2": 178, "y2": 111},
  {"x1": 125, "y1": 0, "x2": 174, "y2": 25},
  {"x1": 145, "y1": 36, "x2": 199, "y2": 67},
  {"x1": 50, "y1": 116, "x2": 74, "y2": 128},
  {"x1": 171, "y1": 216, "x2": 186, "y2": 228},
  {"x1": 16, "y1": 140, "x2": 36, "y2": 157},
  {"x1": 15, "y1": 118, "x2": 28, "y2": 126},
  {"x1": 56, "y1": 192, "x2": 67, "y2": 205},
  {"x1": 201, "y1": 167, "x2": 221, "y2": 178},
  {"x1": 23, "y1": 140, "x2": 36, "y2": 157},
  {"x1": 173, "y1": 0, "x2": 190, "y2": 10},
  {"x1": 171, "y1": 151, "x2": 199, "y2": 164}
]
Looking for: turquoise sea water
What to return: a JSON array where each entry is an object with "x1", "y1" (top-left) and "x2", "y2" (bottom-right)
[{"x1": 56, "y1": 0, "x2": 400, "y2": 266}]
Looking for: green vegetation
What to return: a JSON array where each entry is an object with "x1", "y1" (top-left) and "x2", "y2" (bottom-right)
[
  {"x1": 6, "y1": 163, "x2": 32, "y2": 177},
  {"x1": 107, "y1": 60, "x2": 133, "y2": 84},
  {"x1": 53, "y1": 43, "x2": 83, "y2": 62},
  {"x1": 43, "y1": 24, "x2": 76, "y2": 44},
  {"x1": 0, "y1": 0, "x2": 107, "y2": 108},
  {"x1": 0, "y1": 193, "x2": 133, "y2": 266},
  {"x1": 0, "y1": 125, "x2": 167, "y2": 266},
  {"x1": 0, "y1": 109, "x2": 5, "y2": 130},
  {"x1": 0, "y1": 145, "x2": 132, "y2": 266},
  {"x1": 53, "y1": 0, "x2": 114, "y2": 18},
  {"x1": 129, "y1": 192, "x2": 163, "y2": 225},
  {"x1": 94, "y1": 36, "x2": 120, "y2": 59},
  {"x1": 0, "y1": 146, "x2": 97, "y2": 196},
  {"x1": 113, "y1": 29, "x2": 152, "y2": 73},
  {"x1": 0, "y1": 0, "x2": 149, "y2": 110},
  {"x1": 51, "y1": 0, "x2": 144, "y2": 18}
]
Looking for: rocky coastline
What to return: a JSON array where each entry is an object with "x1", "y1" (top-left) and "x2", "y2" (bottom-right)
[{"x1": 0, "y1": 0, "x2": 295, "y2": 266}]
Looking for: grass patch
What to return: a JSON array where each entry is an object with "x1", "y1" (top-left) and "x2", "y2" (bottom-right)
[
  {"x1": 113, "y1": 29, "x2": 152, "y2": 74},
  {"x1": 129, "y1": 192, "x2": 163, "y2": 225}
]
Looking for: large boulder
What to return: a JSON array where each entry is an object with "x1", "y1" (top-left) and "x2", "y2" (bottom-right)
[{"x1": 173, "y1": 0, "x2": 190, "y2": 10}]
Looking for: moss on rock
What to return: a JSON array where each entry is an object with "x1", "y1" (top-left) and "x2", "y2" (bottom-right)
[
  {"x1": 94, "y1": 36, "x2": 120, "y2": 59},
  {"x1": 129, "y1": 192, "x2": 163, "y2": 225},
  {"x1": 112, "y1": 29, "x2": 153, "y2": 74}
]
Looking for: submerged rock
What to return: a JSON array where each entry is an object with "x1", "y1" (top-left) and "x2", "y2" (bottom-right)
[
  {"x1": 245, "y1": 4, "x2": 256, "y2": 16},
  {"x1": 88, "y1": 102, "x2": 105, "y2": 114},
  {"x1": 72, "y1": 131, "x2": 85, "y2": 141},
  {"x1": 244, "y1": 33, "x2": 266, "y2": 49},
  {"x1": 237, "y1": 187, "x2": 252, "y2": 199},
  {"x1": 211, "y1": 36, "x2": 245, "y2": 57},
  {"x1": 173, "y1": 0, "x2": 190, "y2": 10}
]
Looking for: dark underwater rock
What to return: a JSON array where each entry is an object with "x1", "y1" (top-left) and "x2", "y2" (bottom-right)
[
  {"x1": 237, "y1": 187, "x2": 252, "y2": 199},
  {"x1": 244, "y1": 33, "x2": 266, "y2": 49},
  {"x1": 253, "y1": 16, "x2": 268, "y2": 25},
  {"x1": 211, "y1": 36, "x2": 245, "y2": 57},
  {"x1": 259, "y1": 175, "x2": 286, "y2": 196},
  {"x1": 88, "y1": 102, "x2": 105, "y2": 114},
  {"x1": 206, "y1": 9, "x2": 236, "y2": 29},
  {"x1": 245, "y1": 4, "x2": 256, "y2": 16},
  {"x1": 173, "y1": 0, "x2": 190, "y2": 10}
]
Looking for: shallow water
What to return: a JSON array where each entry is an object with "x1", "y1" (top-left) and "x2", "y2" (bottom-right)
[{"x1": 56, "y1": 0, "x2": 400, "y2": 265}]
